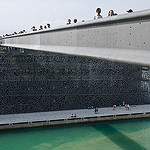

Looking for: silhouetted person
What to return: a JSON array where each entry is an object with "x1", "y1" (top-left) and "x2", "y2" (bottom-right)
[
  {"x1": 74, "y1": 19, "x2": 77, "y2": 23},
  {"x1": 39, "y1": 25, "x2": 43, "y2": 30},
  {"x1": 127, "y1": 9, "x2": 133, "y2": 13},
  {"x1": 67, "y1": 19, "x2": 71, "y2": 25},
  {"x1": 18, "y1": 31, "x2": 24, "y2": 34},
  {"x1": 44, "y1": 25, "x2": 47, "y2": 29},
  {"x1": 47, "y1": 23, "x2": 50, "y2": 28},
  {"x1": 12, "y1": 32, "x2": 17, "y2": 35},
  {"x1": 23, "y1": 30, "x2": 26, "y2": 33},
  {"x1": 31, "y1": 26, "x2": 37, "y2": 31},
  {"x1": 95, "y1": 107, "x2": 98, "y2": 114}
]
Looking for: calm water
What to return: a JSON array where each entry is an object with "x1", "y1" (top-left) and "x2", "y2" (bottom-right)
[{"x1": 0, "y1": 118, "x2": 150, "y2": 150}]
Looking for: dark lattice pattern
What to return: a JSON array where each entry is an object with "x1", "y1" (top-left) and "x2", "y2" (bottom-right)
[{"x1": 0, "y1": 46, "x2": 149, "y2": 114}]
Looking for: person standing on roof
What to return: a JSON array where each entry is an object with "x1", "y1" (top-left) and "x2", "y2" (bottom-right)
[
  {"x1": 67, "y1": 19, "x2": 71, "y2": 25},
  {"x1": 108, "y1": 10, "x2": 115, "y2": 16},
  {"x1": 127, "y1": 9, "x2": 133, "y2": 13},
  {"x1": 74, "y1": 19, "x2": 77, "y2": 23},
  {"x1": 47, "y1": 23, "x2": 50, "y2": 28},
  {"x1": 95, "y1": 8, "x2": 103, "y2": 19}
]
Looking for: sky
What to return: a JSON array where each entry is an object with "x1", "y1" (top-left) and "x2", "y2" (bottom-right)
[{"x1": 0, "y1": 0, "x2": 150, "y2": 35}]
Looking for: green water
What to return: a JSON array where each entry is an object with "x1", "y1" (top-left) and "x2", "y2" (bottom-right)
[{"x1": 0, "y1": 119, "x2": 150, "y2": 150}]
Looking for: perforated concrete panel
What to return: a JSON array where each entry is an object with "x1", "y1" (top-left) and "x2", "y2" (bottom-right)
[{"x1": 1, "y1": 10, "x2": 150, "y2": 66}]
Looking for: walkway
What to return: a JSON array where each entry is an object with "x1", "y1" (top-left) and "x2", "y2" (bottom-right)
[{"x1": 0, "y1": 104, "x2": 150, "y2": 125}]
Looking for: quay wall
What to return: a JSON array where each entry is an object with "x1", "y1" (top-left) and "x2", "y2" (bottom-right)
[{"x1": 1, "y1": 112, "x2": 150, "y2": 130}]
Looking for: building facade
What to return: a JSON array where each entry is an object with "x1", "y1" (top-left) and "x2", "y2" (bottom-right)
[{"x1": 0, "y1": 46, "x2": 150, "y2": 114}]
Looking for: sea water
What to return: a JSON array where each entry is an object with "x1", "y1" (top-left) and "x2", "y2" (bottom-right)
[{"x1": 0, "y1": 118, "x2": 150, "y2": 150}]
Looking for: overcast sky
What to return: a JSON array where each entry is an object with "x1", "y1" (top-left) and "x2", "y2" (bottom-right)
[{"x1": 0, "y1": 0, "x2": 150, "y2": 35}]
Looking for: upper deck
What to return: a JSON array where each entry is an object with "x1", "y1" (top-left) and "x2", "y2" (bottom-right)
[{"x1": 1, "y1": 9, "x2": 150, "y2": 66}]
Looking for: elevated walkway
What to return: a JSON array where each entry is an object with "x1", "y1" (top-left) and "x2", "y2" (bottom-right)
[{"x1": 1, "y1": 10, "x2": 150, "y2": 66}]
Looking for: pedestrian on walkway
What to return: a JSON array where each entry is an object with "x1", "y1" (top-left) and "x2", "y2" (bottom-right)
[
  {"x1": 123, "y1": 101, "x2": 125, "y2": 106},
  {"x1": 88, "y1": 106, "x2": 91, "y2": 110},
  {"x1": 113, "y1": 105, "x2": 116, "y2": 110},
  {"x1": 95, "y1": 107, "x2": 96, "y2": 114},
  {"x1": 95, "y1": 107, "x2": 98, "y2": 114}
]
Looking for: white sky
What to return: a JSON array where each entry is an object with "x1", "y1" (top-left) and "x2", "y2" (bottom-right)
[{"x1": 0, "y1": 0, "x2": 150, "y2": 35}]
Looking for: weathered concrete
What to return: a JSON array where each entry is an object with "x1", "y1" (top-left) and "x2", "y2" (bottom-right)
[{"x1": 1, "y1": 9, "x2": 150, "y2": 66}]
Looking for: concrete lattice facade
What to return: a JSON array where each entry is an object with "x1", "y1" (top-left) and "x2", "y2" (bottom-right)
[{"x1": 0, "y1": 46, "x2": 149, "y2": 114}]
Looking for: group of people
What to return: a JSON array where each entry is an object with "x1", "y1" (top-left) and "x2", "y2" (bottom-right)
[
  {"x1": 2, "y1": 23, "x2": 51, "y2": 37},
  {"x1": 66, "y1": 8, "x2": 133, "y2": 25},
  {"x1": 94, "y1": 8, "x2": 133, "y2": 19},
  {"x1": 31, "y1": 23, "x2": 51, "y2": 31},
  {"x1": 2, "y1": 30, "x2": 26, "y2": 37},
  {"x1": 88, "y1": 106, "x2": 94, "y2": 109},
  {"x1": 113, "y1": 101, "x2": 130, "y2": 110},
  {"x1": 71, "y1": 114, "x2": 76, "y2": 118},
  {"x1": 67, "y1": 19, "x2": 78, "y2": 25},
  {"x1": 88, "y1": 106, "x2": 99, "y2": 114},
  {"x1": 2, "y1": 7, "x2": 134, "y2": 37}
]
